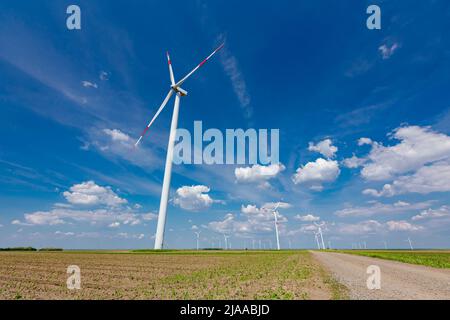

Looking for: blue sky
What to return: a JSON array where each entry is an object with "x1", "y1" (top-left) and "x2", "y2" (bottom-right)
[{"x1": 1, "y1": 1, "x2": 450, "y2": 249}]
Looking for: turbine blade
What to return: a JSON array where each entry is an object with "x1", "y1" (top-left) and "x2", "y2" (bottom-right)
[
  {"x1": 167, "y1": 51, "x2": 175, "y2": 85},
  {"x1": 175, "y1": 42, "x2": 225, "y2": 87},
  {"x1": 135, "y1": 90, "x2": 174, "y2": 146}
]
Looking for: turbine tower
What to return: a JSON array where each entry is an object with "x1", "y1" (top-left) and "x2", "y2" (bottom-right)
[
  {"x1": 194, "y1": 231, "x2": 201, "y2": 250},
  {"x1": 135, "y1": 44, "x2": 225, "y2": 249},
  {"x1": 314, "y1": 222, "x2": 325, "y2": 250},
  {"x1": 407, "y1": 237, "x2": 414, "y2": 250},
  {"x1": 271, "y1": 202, "x2": 281, "y2": 250},
  {"x1": 223, "y1": 234, "x2": 229, "y2": 250},
  {"x1": 314, "y1": 232, "x2": 321, "y2": 250}
]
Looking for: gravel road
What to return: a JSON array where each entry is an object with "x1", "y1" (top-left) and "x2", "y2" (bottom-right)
[{"x1": 312, "y1": 251, "x2": 450, "y2": 300}]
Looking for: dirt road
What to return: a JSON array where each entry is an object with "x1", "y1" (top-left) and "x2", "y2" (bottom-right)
[{"x1": 312, "y1": 251, "x2": 450, "y2": 300}]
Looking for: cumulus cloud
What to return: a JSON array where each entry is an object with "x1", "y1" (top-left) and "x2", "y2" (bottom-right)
[
  {"x1": 116, "y1": 232, "x2": 145, "y2": 240},
  {"x1": 386, "y1": 220, "x2": 423, "y2": 231},
  {"x1": 308, "y1": 139, "x2": 338, "y2": 158},
  {"x1": 63, "y1": 181, "x2": 127, "y2": 206},
  {"x1": 412, "y1": 206, "x2": 450, "y2": 221},
  {"x1": 55, "y1": 231, "x2": 75, "y2": 236},
  {"x1": 208, "y1": 202, "x2": 289, "y2": 236},
  {"x1": 103, "y1": 129, "x2": 130, "y2": 142},
  {"x1": 342, "y1": 154, "x2": 366, "y2": 169},
  {"x1": 363, "y1": 162, "x2": 450, "y2": 197},
  {"x1": 335, "y1": 200, "x2": 432, "y2": 218},
  {"x1": 235, "y1": 164, "x2": 285, "y2": 188},
  {"x1": 292, "y1": 158, "x2": 340, "y2": 190},
  {"x1": 360, "y1": 126, "x2": 450, "y2": 181},
  {"x1": 81, "y1": 80, "x2": 98, "y2": 89},
  {"x1": 358, "y1": 137, "x2": 373, "y2": 146},
  {"x1": 379, "y1": 43, "x2": 399, "y2": 59},
  {"x1": 108, "y1": 222, "x2": 120, "y2": 228},
  {"x1": 21, "y1": 208, "x2": 142, "y2": 226},
  {"x1": 173, "y1": 185, "x2": 215, "y2": 211},
  {"x1": 294, "y1": 214, "x2": 320, "y2": 222},
  {"x1": 14, "y1": 182, "x2": 152, "y2": 227},
  {"x1": 338, "y1": 220, "x2": 384, "y2": 235},
  {"x1": 241, "y1": 202, "x2": 290, "y2": 216},
  {"x1": 141, "y1": 212, "x2": 158, "y2": 221}
]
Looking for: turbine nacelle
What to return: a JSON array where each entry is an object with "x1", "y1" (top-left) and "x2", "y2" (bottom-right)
[{"x1": 171, "y1": 85, "x2": 188, "y2": 96}]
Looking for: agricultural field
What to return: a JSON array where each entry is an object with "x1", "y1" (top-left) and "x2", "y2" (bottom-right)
[
  {"x1": 0, "y1": 250, "x2": 347, "y2": 300},
  {"x1": 338, "y1": 250, "x2": 450, "y2": 269}
]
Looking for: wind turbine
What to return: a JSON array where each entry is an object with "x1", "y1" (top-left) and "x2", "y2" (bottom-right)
[
  {"x1": 135, "y1": 43, "x2": 225, "y2": 250},
  {"x1": 194, "y1": 231, "x2": 201, "y2": 250},
  {"x1": 271, "y1": 202, "x2": 282, "y2": 250},
  {"x1": 383, "y1": 240, "x2": 388, "y2": 250},
  {"x1": 314, "y1": 232, "x2": 321, "y2": 250},
  {"x1": 407, "y1": 237, "x2": 414, "y2": 250},
  {"x1": 223, "y1": 234, "x2": 229, "y2": 250},
  {"x1": 314, "y1": 222, "x2": 326, "y2": 250}
]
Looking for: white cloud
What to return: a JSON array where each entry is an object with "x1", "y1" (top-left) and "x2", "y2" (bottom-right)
[
  {"x1": 219, "y1": 40, "x2": 251, "y2": 117},
  {"x1": 235, "y1": 164, "x2": 285, "y2": 187},
  {"x1": 173, "y1": 185, "x2": 214, "y2": 211},
  {"x1": 116, "y1": 232, "x2": 146, "y2": 240},
  {"x1": 208, "y1": 202, "x2": 290, "y2": 236},
  {"x1": 335, "y1": 200, "x2": 432, "y2": 218},
  {"x1": 358, "y1": 137, "x2": 373, "y2": 146},
  {"x1": 308, "y1": 139, "x2": 338, "y2": 158},
  {"x1": 386, "y1": 220, "x2": 423, "y2": 231},
  {"x1": 363, "y1": 162, "x2": 450, "y2": 197},
  {"x1": 292, "y1": 158, "x2": 340, "y2": 190},
  {"x1": 11, "y1": 219, "x2": 30, "y2": 226},
  {"x1": 412, "y1": 206, "x2": 450, "y2": 221},
  {"x1": 108, "y1": 222, "x2": 120, "y2": 228},
  {"x1": 20, "y1": 208, "x2": 141, "y2": 226},
  {"x1": 241, "y1": 202, "x2": 290, "y2": 215},
  {"x1": 103, "y1": 129, "x2": 130, "y2": 142},
  {"x1": 342, "y1": 154, "x2": 366, "y2": 169},
  {"x1": 294, "y1": 214, "x2": 320, "y2": 222},
  {"x1": 81, "y1": 80, "x2": 98, "y2": 89},
  {"x1": 360, "y1": 126, "x2": 450, "y2": 181},
  {"x1": 338, "y1": 220, "x2": 384, "y2": 235},
  {"x1": 55, "y1": 231, "x2": 75, "y2": 236},
  {"x1": 63, "y1": 181, "x2": 127, "y2": 206},
  {"x1": 141, "y1": 212, "x2": 158, "y2": 221},
  {"x1": 99, "y1": 71, "x2": 109, "y2": 81},
  {"x1": 379, "y1": 43, "x2": 399, "y2": 59},
  {"x1": 191, "y1": 225, "x2": 199, "y2": 230}
]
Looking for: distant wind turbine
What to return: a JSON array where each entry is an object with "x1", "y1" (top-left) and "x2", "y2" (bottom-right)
[
  {"x1": 194, "y1": 231, "x2": 201, "y2": 250},
  {"x1": 223, "y1": 234, "x2": 229, "y2": 250},
  {"x1": 314, "y1": 232, "x2": 321, "y2": 250},
  {"x1": 135, "y1": 43, "x2": 225, "y2": 250},
  {"x1": 407, "y1": 237, "x2": 414, "y2": 250},
  {"x1": 314, "y1": 222, "x2": 326, "y2": 250},
  {"x1": 271, "y1": 202, "x2": 282, "y2": 250}
]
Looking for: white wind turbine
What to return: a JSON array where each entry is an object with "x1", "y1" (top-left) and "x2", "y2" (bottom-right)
[
  {"x1": 314, "y1": 232, "x2": 321, "y2": 250},
  {"x1": 194, "y1": 231, "x2": 201, "y2": 250},
  {"x1": 314, "y1": 222, "x2": 326, "y2": 250},
  {"x1": 135, "y1": 43, "x2": 225, "y2": 249},
  {"x1": 407, "y1": 237, "x2": 414, "y2": 250},
  {"x1": 271, "y1": 202, "x2": 282, "y2": 250},
  {"x1": 223, "y1": 234, "x2": 229, "y2": 250}
]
